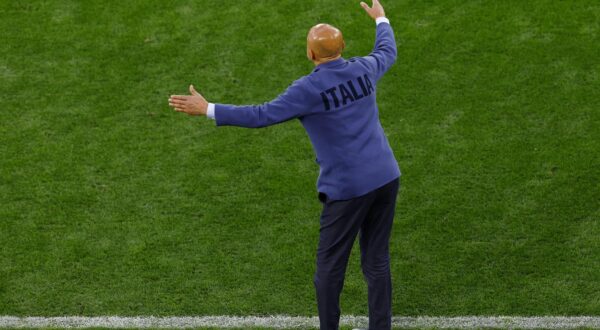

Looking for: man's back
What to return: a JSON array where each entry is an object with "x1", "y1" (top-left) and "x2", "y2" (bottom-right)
[
  {"x1": 300, "y1": 58, "x2": 399, "y2": 200},
  {"x1": 213, "y1": 19, "x2": 399, "y2": 201}
]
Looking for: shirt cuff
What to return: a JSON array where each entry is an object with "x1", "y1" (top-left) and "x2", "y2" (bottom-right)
[
  {"x1": 376, "y1": 17, "x2": 390, "y2": 25},
  {"x1": 206, "y1": 103, "x2": 216, "y2": 119}
]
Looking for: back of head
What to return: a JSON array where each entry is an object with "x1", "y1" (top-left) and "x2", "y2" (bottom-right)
[{"x1": 307, "y1": 23, "x2": 345, "y2": 63}]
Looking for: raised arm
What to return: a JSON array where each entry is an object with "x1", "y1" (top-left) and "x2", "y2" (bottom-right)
[{"x1": 360, "y1": 0, "x2": 397, "y2": 81}]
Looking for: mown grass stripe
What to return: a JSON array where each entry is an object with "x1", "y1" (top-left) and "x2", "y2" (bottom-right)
[{"x1": 2, "y1": 316, "x2": 600, "y2": 329}]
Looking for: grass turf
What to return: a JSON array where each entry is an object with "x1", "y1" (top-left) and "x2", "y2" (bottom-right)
[{"x1": 1, "y1": 0, "x2": 599, "y2": 319}]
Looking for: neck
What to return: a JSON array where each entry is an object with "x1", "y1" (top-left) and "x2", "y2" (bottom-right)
[{"x1": 312, "y1": 54, "x2": 342, "y2": 66}]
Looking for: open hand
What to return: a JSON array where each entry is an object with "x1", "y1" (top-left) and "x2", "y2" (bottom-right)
[
  {"x1": 360, "y1": 0, "x2": 386, "y2": 20},
  {"x1": 169, "y1": 85, "x2": 208, "y2": 116}
]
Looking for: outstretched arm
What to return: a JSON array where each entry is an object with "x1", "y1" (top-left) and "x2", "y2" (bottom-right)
[
  {"x1": 212, "y1": 77, "x2": 315, "y2": 128},
  {"x1": 360, "y1": 0, "x2": 397, "y2": 80},
  {"x1": 168, "y1": 77, "x2": 316, "y2": 128}
]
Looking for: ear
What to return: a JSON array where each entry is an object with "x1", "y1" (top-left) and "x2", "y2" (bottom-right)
[
  {"x1": 308, "y1": 48, "x2": 316, "y2": 61},
  {"x1": 342, "y1": 40, "x2": 346, "y2": 51}
]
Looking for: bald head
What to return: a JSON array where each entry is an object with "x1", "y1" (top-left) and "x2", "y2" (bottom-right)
[{"x1": 307, "y1": 23, "x2": 345, "y2": 65}]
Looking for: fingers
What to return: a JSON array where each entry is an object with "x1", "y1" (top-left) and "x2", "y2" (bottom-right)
[
  {"x1": 170, "y1": 104, "x2": 188, "y2": 113},
  {"x1": 169, "y1": 101, "x2": 186, "y2": 109},
  {"x1": 169, "y1": 97, "x2": 186, "y2": 104},
  {"x1": 361, "y1": 0, "x2": 384, "y2": 19},
  {"x1": 168, "y1": 95, "x2": 188, "y2": 112},
  {"x1": 170, "y1": 95, "x2": 189, "y2": 101},
  {"x1": 169, "y1": 96, "x2": 186, "y2": 103},
  {"x1": 169, "y1": 102, "x2": 186, "y2": 109},
  {"x1": 169, "y1": 95, "x2": 191, "y2": 110}
]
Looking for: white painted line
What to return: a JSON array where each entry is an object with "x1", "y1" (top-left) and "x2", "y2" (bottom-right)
[
  {"x1": 394, "y1": 316, "x2": 600, "y2": 329},
  {"x1": 1, "y1": 316, "x2": 600, "y2": 329}
]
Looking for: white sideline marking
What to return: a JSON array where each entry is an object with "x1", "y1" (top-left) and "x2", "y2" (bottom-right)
[{"x1": 1, "y1": 316, "x2": 600, "y2": 329}]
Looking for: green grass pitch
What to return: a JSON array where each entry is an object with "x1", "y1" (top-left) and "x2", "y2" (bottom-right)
[{"x1": 0, "y1": 0, "x2": 599, "y2": 320}]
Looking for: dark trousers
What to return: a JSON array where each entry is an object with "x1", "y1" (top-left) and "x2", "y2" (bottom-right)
[{"x1": 314, "y1": 177, "x2": 400, "y2": 330}]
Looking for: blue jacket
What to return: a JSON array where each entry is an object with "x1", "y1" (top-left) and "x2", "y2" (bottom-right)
[{"x1": 214, "y1": 22, "x2": 400, "y2": 201}]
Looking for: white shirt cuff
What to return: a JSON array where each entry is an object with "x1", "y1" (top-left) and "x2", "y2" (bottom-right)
[
  {"x1": 206, "y1": 103, "x2": 215, "y2": 119},
  {"x1": 376, "y1": 17, "x2": 390, "y2": 25}
]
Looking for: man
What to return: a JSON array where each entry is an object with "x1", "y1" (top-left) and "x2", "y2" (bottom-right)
[{"x1": 169, "y1": 1, "x2": 399, "y2": 329}]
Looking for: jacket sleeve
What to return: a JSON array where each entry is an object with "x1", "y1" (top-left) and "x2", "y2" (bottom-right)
[
  {"x1": 214, "y1": 77, "x2": 315, "y2": 128},
  {"x1": 361, "y1": 22, "x2": 398, "y2": 81}
]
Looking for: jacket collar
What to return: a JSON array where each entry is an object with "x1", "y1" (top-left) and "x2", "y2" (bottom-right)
[{"x1": 313, "y1": 57, "x2": 346, "y2": 72}]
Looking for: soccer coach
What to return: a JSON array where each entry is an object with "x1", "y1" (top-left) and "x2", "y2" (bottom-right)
[{"x1": 169, "y1": 1, "x2": 399, "y2": 329}]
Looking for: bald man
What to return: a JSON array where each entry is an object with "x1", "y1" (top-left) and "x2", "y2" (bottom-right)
[{"x1": 169, "y1": 1, "x2": 398, "y2": 329}]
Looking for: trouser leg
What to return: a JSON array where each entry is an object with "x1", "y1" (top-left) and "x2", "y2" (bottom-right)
[
  {"x1": 359, "y1": 178, "x2": 400, "y2": 330},
  {"x1": 315, "y1": 192, "x2": 375, "y2": 330}
]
